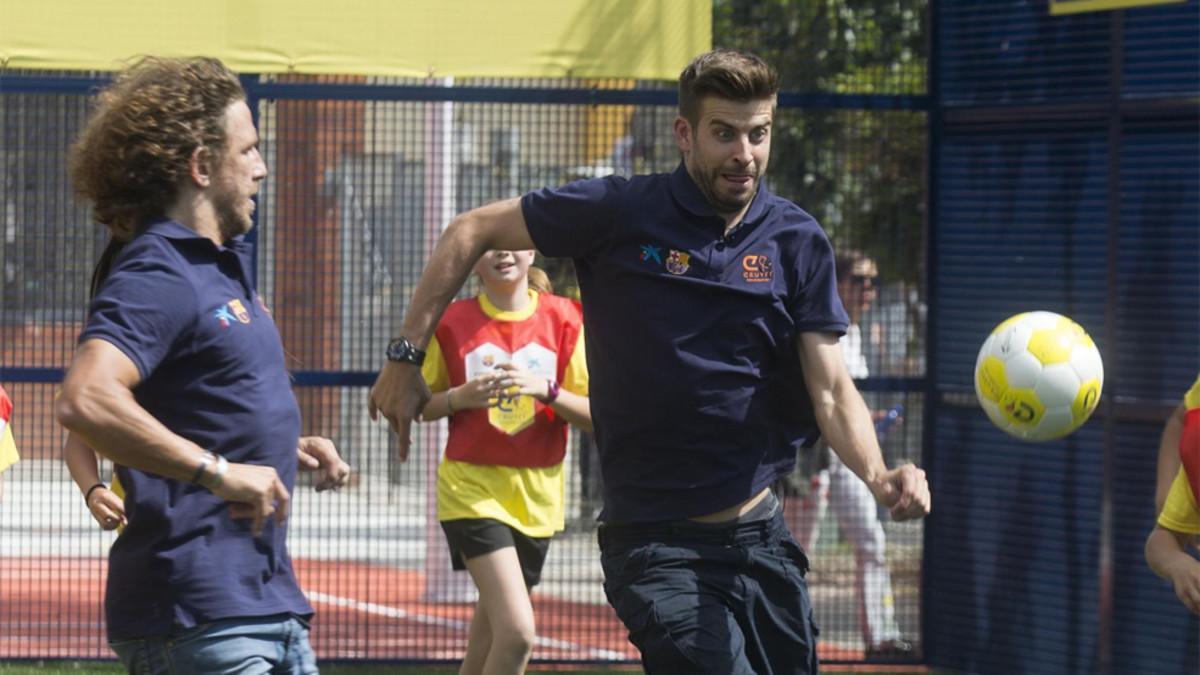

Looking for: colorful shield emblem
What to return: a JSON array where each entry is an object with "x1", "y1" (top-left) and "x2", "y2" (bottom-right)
[{"x1": 666, "y1": 249, "x2": 691, "y2": 275}]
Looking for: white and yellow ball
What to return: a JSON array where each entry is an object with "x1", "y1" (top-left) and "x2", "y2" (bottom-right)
[{"x1": 974, "y1": 311, "x2": 1104, "y2": 441}]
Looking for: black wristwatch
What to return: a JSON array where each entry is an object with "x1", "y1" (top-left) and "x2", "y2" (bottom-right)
[{"x1": 385, "y1": 337, "x2": 426, "y2": 365}]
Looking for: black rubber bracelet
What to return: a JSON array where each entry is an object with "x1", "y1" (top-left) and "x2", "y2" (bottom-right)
[
  {"x1": 190, "y1": 454, "x2": 213, "y2": 484},
  {"x1": 84, "y1": 482, "x2": 107, "y2": 504}
]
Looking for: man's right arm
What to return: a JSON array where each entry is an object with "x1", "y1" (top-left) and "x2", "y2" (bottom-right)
[
  {"x1": 368, "y1": 196, "x2": 534, "y2": 459},
  {"x1": 56, "y1": 339, "x2": 291, "y2": 535},
  {"x1": 796, "y1": 331, "x2": 930, "y2": 521}
]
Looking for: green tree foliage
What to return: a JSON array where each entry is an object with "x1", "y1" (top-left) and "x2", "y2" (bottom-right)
[{"x1": 713, "y1": 0, "x2": 928, "y2": 283}]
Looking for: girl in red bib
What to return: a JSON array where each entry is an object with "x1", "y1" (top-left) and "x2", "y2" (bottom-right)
[
  {"x1": 1146, "y1": 372, "x2": 1200, "y2": 614},
  {"x1": 419, "y1": 249, "x2": 591, "y2": 674}
]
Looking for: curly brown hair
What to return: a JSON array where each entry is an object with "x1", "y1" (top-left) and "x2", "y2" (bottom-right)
[
  {"x1": 678, "y1": 49, "x2": 779, "y2": 124},
  {"x1": 69, "y1": 56, "x2": 245, "y2": 238}
]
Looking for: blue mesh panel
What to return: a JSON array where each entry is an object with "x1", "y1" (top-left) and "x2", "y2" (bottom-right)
[
  {"x1": 931, "y1": 4, "x2": 1198, "y2": 673},
  {"x1": 1124, "y1": 1, "x2": 1200, "y2": 98},
  {"x1": 1116, "y1": 118, "x2": 1200, "y2": 401},
  {"x1": 939, "y1": 0, "x2": 1111, "y2": 106},
  {"x1": 935, "y1": 122, "x2": 1110, "y2": 394},
  {"x1": 926, "y1": 407, "x2": 1102, "y2": 674}
]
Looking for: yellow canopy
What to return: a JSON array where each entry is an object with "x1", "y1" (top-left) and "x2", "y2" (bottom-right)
[{"x1": 0, "y1": 0, "x2": 710, "y2": 80}]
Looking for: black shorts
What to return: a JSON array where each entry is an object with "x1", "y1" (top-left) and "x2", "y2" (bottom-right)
[
  {"x1": 440, "y1": 518, "x2": 551, "y2": 588},
  {"x1": 598, "y1": 509, "x2": 818, "y2": 674}
]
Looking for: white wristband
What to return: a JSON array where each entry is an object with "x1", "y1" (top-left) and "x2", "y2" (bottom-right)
[
  {"x1": 191, "y1": 453, "x2": 214, "y2": 483},
  {"x1": 195, "y1": 453, "x2": 229, "y2": 490},
  {"x1": 211, "y1": 454, "x2": 229, "y2": 483}
]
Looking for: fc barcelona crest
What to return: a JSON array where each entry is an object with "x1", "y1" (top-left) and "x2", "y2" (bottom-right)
[
  {"x1": 666, "y1": 249, "x2": 691, "y2": 275},
  {"x1": 228, "y1": 299, "x2": 251, "y2": 324}
]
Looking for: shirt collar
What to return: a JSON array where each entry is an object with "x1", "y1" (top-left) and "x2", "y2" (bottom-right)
[
  {"x1": 667, "y1": 162, "x2": 773, "y2": 230},
  {"x1": 478, "y1": 289, "x2": 539, "y2": 322},
  {"x1": 141, "y1": 217, "x2": 248, "y2": 252}
]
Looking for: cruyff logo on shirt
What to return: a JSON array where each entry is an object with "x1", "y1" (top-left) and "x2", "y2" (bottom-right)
[
  {"x1": 742, "y1": 254, "x2": 774, "y2": 283},
  {"x1": 665, "y1": 249, "x2": 691, "y2": 275},
  {"x1": 213, "y1": 299, "x2": 253, "y2": 328}
]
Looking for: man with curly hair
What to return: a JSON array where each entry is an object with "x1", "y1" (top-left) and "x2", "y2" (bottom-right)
[{"x1": 57, "y1": 56, "x2": 349, "y2": 673}]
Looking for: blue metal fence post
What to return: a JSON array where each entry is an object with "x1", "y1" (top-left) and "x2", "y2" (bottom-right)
[{"x1": 922, "y1": 0, "x2": 942, "y2": 665}]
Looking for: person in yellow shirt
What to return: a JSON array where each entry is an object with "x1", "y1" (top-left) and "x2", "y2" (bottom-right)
[
  {"x1": 64, "y1": 433, "x2": 127, "y2": 530},
  {"x1": 60, "y1": 242, "x2": 130, "y2": 530},
  {"x1": 418, "y1": 252, "x2": 590, "y2": 675},
  {"x1": 0, "y1": 385, "x2": 19, "y2": 502},
  {"x1": 1145, "y1": 373, "x2": 1200, "y2": 615}
]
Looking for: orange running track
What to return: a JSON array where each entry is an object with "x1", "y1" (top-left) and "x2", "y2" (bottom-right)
[{"x1": 0, "y1": 556, "x2": 867, "y2": 663}]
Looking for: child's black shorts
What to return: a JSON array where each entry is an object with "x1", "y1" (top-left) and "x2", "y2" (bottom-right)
[{"x1": 441, "y1": 518, "x2": 551, "y2": 588}]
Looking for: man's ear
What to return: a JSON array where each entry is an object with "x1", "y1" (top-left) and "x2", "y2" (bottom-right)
[
  {"x1": 673, "y1": 116, "x2": 693, "y2": 155},
  {"x1": 188, "y1": 145, "x2": 213, "y2": 188}
]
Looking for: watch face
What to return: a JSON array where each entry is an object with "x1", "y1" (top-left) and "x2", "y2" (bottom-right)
[{"x1": 387, "y1": 338, "x2": 424, "y2": 364}]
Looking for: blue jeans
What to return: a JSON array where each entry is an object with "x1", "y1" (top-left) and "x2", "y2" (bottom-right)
[
  {"x1": 109, "y1": 614, "x2": 317, "y2": 675},
  {"x1": 599, "y1": 509, "x2": 820, "y2": 675}
]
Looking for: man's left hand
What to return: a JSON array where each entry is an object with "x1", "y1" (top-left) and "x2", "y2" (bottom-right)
[
  {"x1": 870, "y1": 463, "x2": 931, "y2": 521},
  {"x1": 297, "y1": 436, "x2": 351, "y2": 492}
]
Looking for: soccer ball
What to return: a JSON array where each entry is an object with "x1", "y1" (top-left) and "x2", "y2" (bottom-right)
[{"x1": 974, "y1": 311, "x2": 1104, "y2": 441}]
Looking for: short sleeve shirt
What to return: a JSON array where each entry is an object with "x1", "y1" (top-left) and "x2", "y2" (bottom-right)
[
  {"x1": 79, "y1": 219, "x2": 311, "y2": 639},
  {"x1": 1159, "y1": 373, "x2": 1200, "y2": 535},
  {"x1": 1158, "y1": 467, "x2": 1200, "y2": 535},
  {"x1": 521, "y1": 164, "x2": 848, "y2": 521},
  {"x1": 0, "y1": 385, "x2": 17, "y2": 472}
]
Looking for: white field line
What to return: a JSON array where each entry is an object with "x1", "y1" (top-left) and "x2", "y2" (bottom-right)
[{"x1": 306, "y1": 590, "x2": 628, "y2": 661}]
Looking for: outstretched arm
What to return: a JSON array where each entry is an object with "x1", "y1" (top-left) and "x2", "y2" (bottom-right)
[
  {"x1": 368, "y1": 197, "x2": 535, "y2": 459},
  {"x1": 796, "y1": 331, "x2": 930, "y2": 521}
]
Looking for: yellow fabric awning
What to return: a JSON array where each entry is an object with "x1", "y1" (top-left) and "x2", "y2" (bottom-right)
[
  {"x1": 0, "y1": 0, "x2": 710, "y2": 80},
  {"x1": 1049, "y1": 0, "x2": 1185, "y2": 14}
]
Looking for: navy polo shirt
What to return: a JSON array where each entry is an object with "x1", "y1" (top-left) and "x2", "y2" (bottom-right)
[
  {"x1": 80, "y1": 218, "x2": 311, "y2": 640},
  {"x1": 522, "y1": 164, "x2": 849, "y2": 522}
]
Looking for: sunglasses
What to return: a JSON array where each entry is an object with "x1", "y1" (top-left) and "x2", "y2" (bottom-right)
[{"x1": 849, "y1": 274, "x2": 877, "y2": 288}]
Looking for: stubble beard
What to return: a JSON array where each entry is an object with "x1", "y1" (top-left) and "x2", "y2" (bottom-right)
[
  {"x1": 697, "y1": 164, "x2": 759, "y2": 215},
  {"x1": 215, "y1": 189, "x2": 254, "y2": 243}
]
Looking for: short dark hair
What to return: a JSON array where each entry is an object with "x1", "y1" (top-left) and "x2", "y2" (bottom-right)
[
  {"x1": 70, "y1": 56, "x2": 245, "y2": 239},
  {"x1": 678, "y1": 49, "x2": 780, "y2": 123}
]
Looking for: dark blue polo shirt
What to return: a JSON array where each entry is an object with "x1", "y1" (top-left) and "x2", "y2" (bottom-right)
[
  {"x1": 80, "y1": 218, "x2": 311, "y2": 640},
  {"x1": 522, "y1": 164, "x2": 849, "y2": 522}
]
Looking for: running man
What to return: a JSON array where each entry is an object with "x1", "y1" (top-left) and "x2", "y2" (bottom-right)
[{"x1": 370, "y1": 49, "x2": 930, "y2": 673}]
